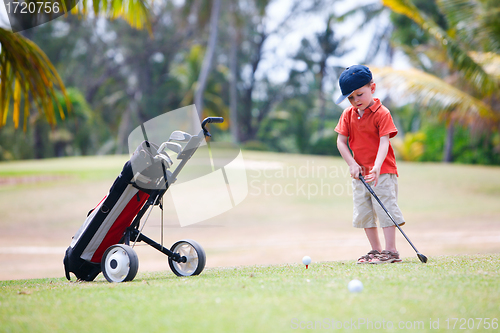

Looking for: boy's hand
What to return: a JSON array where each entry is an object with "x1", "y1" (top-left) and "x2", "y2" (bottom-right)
[
  {"x1": 365, "y1": 166, "x2": 381, "y2": 186},
  {"x1": 337, "y1": 134, "x2": 363, "y2": 179},
  {"x1": 349, "y1": 163, "x2": 362, "y2": 179},
  {"x1": 365, "y1": 135, "x2": 389, "y2": 186}
]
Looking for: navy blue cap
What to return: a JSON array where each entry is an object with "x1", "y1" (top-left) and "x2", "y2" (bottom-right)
[{"x1": 335, "y1": 65, "x2": 373, "y2": 104}]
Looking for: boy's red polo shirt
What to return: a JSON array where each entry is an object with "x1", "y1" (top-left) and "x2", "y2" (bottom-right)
[{"x1": 335, "y1": 98, "x2": 399, "y2": 176}]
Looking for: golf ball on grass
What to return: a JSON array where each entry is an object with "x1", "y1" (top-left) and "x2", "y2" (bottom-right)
[
  {"x1": 348, "y1": 279, "x2": 363, "y2": 293},
  {"x1": 302, "y1": 256, "x2": 311, "y2": 268}
]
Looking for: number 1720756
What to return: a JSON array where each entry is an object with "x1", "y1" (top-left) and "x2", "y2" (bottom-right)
[
  {"x1": 5, "y1": 2, "x2": 60, "y2": 14},
  {"x1": 445, "y1": 318, "x2": 498, "y2": 330}
]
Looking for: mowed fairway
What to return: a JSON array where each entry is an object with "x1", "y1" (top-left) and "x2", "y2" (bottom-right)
[
  {"x1": 0, "y1": 151, "x2": 500, "y2": 332},
  {"x1": 1, "y1": 254, "x2": 499, "y2": 333},
  {"x1": 1, "y1": 151, "x2": 499, "y2": 280}
]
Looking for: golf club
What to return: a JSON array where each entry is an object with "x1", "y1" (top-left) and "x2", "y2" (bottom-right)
[{"x1": 359, "y1": 174, "x2": 428, "y2": 263}]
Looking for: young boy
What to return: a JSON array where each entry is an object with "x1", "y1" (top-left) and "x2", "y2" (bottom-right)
[{"x1": 334, "y1": 65, "x2": 405, "y2": 264}]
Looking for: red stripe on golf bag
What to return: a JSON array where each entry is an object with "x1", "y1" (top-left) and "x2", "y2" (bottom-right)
[
  {"x1": 89, "y1": 190, "x2": 149, "y2": 263},
  {"x1": 90, "y1": 196, "x2": 107, "y2": 215}
]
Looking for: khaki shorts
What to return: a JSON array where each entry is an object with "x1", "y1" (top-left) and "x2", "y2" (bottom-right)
[{"x1": 352, "y1": 173, "x2": 405, "y2": 228}]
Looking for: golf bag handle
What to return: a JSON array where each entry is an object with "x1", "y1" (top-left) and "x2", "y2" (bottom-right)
[{"x1": 201, "y1": 117, "x2": 225, "y2": 137}]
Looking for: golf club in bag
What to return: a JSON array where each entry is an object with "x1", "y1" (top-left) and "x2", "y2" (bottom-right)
[
  {"x1": 64, "y1": 117, "x2": 224, "y2": 282},
  {"x1": 359, "y1": 174, "x2": 428, "y2": 263}
]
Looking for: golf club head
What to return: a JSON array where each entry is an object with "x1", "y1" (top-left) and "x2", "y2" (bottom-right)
[
  {"x1": 417, "y1": 253, "x2": 428, "y2": 263},
  {"x1": 169, "y1": 130, "x2": 192, "y2": 142}
]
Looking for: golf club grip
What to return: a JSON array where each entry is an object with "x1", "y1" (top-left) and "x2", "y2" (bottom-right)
[
  {"x1": 207, "y1": 117, "x2": 224, "y2": 124},
  {"x1": 358, "y1": 174, "x2": 376, "y2": 196}
]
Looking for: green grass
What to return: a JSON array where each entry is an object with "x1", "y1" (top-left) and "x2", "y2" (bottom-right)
[
  {"x1": 0, "y1": 155, "x2": 127, "y2": 180},
  {"x1": 1, "y1": 153, "x2": 499, "y2": 332},
  {"x1": 1, "y1": 254, "x2": 499, "y2": 333}
]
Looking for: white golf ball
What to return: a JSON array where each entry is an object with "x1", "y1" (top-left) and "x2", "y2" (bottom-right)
[
  {"x1": 348, "y1": 279, "x2": 363, "y2": 293},
  {"x1": 302, "y1": 256, "x2": 312, "y2": 265}
]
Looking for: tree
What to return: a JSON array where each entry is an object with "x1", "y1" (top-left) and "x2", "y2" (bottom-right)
[
  {"x1": 376, "y1": 0, "x2": 500, "y2": 162},
  {"x1": 293, "y1": 15, "x2": 347, "y2": 133},
  {"x1": 0, "y1": 27, "x2": 70, "y2": 131},
  {"x1": 194, "y1": 0, "x2": 221, "y2": 119},
  {"x1": 0, "y1": 0, "x2": 151, "y2": 131},
  {"x1": 228, "y1": 0, "x2": 240, "y2": 143},
  {"x1": 171, "y1": 44, "x2": 228, "y2": 121},
  {"x1": 235, "y1": 0, "x2": 324, "y2": 143}
]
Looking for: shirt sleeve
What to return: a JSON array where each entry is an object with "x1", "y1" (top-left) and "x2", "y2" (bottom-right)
[
  {"x1": 335, "y1": 109, "x2": 350, "y2": 137},
  {"x1": 377, "y1": 108, "x2": 398, "y2": 138}
]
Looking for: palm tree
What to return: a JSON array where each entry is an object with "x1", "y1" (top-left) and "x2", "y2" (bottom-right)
[
  {"x1": 193, "y1": 0, "x2": 221, "y2": 119},
  {"x1": 383, "y1": 0, "x2": 498, "y2": 94},
  {"x1": 313, "y1": 15, "x2": 347, "y2": 132},
  {"x1": 0, "y1": 28, "x2": 70, "y2": 131},
  {"x1": 170, "y1": 44, "x2": 228, "y2": 126},
  {"x1": 375, "y1": 0, "x2": 500, "y2": 162},
  {"x1": 0, "y1": 0, "x2": 151, "y2": 131},
  {"x1": 235, "y1": 0, "x2": 322, "y2": 143},
  {"x1": 228, "y1": 0, "x2": 240, "y2": 143}
]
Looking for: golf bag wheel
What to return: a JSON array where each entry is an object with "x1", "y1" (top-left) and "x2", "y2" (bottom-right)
[
  {"x1": 101, "y1": 245, "x2": 139, "y2": 283},
  {"x1": 168, "y1": 239, "x2": 206, "y2": 277}
]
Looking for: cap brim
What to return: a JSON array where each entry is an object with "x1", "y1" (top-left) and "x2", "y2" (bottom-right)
[{"x1": 335, "y1": 93, "x2": 350, "y2": 105}]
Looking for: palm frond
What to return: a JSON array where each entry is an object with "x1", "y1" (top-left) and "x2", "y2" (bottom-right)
[
  {"x1": 382, "y1": 0, "x2": 498, "y2": 96},
  {"x1": 72, "y1": 0, "x2": 152, "y2": 34},
  {"x1": 0, "y1": 28, "x2": 70, "y2": 130},
  {"x1": 372, "y1": 67, "x2": 498, "y2": 121},
  {"x1": 468, "y1": 52, "x2": 500, "y2": 79},
  {"x1": 436, "y1": 0, "x2": 475, "y2": 27},
  {"x1": 437, "y1": 0, "x2": 500, "y2": 52}
]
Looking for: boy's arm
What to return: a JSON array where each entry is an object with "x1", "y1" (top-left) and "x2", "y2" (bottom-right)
[
  {"x1": 364, "y1": 134, "x2": 390, "y2": 186},
  {"x1": 337, "y1": 134, "x2": 362, "y2": 179}
]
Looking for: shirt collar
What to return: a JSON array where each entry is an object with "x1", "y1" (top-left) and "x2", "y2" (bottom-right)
[{"x1": 364, "y1": 98, "x2": 382, "y2": 113}]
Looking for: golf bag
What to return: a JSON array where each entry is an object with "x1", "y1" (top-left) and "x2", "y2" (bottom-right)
[
  {"x1": 63, "y1": 141, "x2": 168, "y2": 281},
  {"x1": 64, "y1": 116, "x2": 222, "y2": 282}
]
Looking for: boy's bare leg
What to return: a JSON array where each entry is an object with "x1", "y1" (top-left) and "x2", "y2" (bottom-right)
[
  {"x1": 382, "y1": 225, "x2": 397, "y2": 252},
  {"x1": 364, "y1": 227, "x2": 382, "y2": 252}
]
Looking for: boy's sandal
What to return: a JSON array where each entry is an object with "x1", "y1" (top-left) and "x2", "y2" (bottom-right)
[
  {"x1": 356, "y1": 250, "x2": 380, "y2": 264},
  {"x1": 370, "y1": 250, "x2": 402, "y2": 264}
]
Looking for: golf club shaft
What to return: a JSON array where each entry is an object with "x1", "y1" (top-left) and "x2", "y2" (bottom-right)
[{"x1": 358, "y1": 174, "x2": 421, "y2": 255}]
